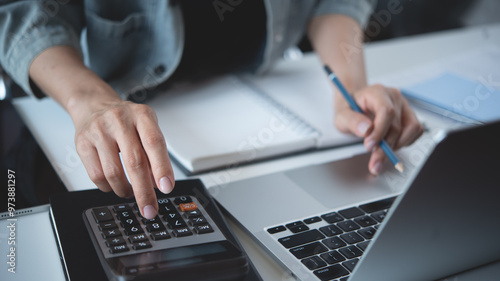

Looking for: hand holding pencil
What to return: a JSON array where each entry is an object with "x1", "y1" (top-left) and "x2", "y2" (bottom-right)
[{"x1": 323, "y1": 65, "x2": 424, "y2": 175}]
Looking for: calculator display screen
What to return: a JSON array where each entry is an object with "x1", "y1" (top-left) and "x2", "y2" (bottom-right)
[{"x1": 118, "y1": 241, "x2": 240, "y2": 269}]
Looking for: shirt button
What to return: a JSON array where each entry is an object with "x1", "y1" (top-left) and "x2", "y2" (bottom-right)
[{"x1": 154, "y1": 64, "x2": 166, "y2": 75}]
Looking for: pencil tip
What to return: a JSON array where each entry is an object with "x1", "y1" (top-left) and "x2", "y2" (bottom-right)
[{"x1": 395, "y1": 162, "x2": 404, "y2": 173}]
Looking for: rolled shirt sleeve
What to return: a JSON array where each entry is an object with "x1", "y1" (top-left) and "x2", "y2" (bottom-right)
[
  {"x1": 313, "y1": 0, "x2": 376, "y2": 28},
  {"x1": 0, "y1": 0, "x2": 84, "y2": 98}
]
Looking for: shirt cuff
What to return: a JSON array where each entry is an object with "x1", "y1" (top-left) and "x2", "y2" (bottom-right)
[{"x1": 313, "y1": 0, "x2": 376, "y2": 28}]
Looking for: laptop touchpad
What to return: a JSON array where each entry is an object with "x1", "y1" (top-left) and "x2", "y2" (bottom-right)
[{"x1": 284, "y1": 153, "x2": 405, "y2": 209}]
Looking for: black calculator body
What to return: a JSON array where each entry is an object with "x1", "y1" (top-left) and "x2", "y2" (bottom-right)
[{"x1": 50, "y1": 179, "x2": 253, "y2": 281}]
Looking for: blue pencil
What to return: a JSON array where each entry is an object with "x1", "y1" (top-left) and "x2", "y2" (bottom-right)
[{"x1": 323, "y1": 65, "x2": 404, "y2": 173}]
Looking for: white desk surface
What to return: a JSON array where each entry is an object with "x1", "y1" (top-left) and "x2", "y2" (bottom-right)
[{"x1": 5, "y1": 23, "x2": 500, "y2": 280}]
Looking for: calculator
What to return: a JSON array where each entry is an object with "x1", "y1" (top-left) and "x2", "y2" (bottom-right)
[{"x1": 78, "y1": 183, "x2": 250, "y2": 281}]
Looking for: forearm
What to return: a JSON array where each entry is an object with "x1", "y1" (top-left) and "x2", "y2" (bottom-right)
[
  {"x1": 308, "y1": 14, "x2": 367, "y2": 103},
  {"x1": 28, "y1": 46, "x2": 122, "y2": 122}
]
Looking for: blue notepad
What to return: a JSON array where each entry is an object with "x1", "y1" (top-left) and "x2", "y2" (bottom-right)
[{"x1": 402, "y1": 72, "x2": 500, "y2": 123}]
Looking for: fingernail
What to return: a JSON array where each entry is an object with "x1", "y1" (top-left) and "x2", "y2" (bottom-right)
[
  {"x1": 357, "y1": 121, "x2": 370, "y2": 136},
  {"x1": 366, "y1": 139, "x2": 377, "y2": 152},
  {"x1": 143, "y1": 205, "x2": 156, "y2": 219},
  {"x1": 371, "y1": 161, "x2": 382, "y2": 175},
  {"x1": 159, "y1": 177, "x2": 173, "y2": 194}
]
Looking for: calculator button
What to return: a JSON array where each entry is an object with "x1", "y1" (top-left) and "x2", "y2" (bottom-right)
[
  {"x1": 157, "y1": 198, "x2": 171, "y2": 205},
  {"x1": 129, "y1": 233, "x2": 149, "y2": 243},
  {"x1": 184, "y1": 210, "x2": 202, "y2": 219},
  {"x1": 92, "y1": 207, "x2": 113, "y2": 223},
  {"x1": 106, "y1": 237, "x2": 126, "y2": 247},
  {"x1": 174, "y1": 196, "x2": 192, "y2": 205},
  {"x1": 102, "y1": 228, "x2": 121, "y2": 239},
  {"x1": 163, "y1": 212, "x2": 182, "y2": 221},
  {"x1": 113, "y1": 205, "x2": 132, "y2": 213},
  {"x1": 124, "y1": 225, "x2": 144, "y2": 236},
  {"x1": 158, "y1": 203, "x2": 176, "y2": 215},
  {"x1": 116, "y1": 210, "x2": 134, "y2": 221},
  {"x1": 188, "y1": 216, "x2": 208, "y2": 226},
  {"x1": 141, "y1": 216, "x2": 162, "y2": 225},
  {"x1": 167, "y1": 219, "x2": 187, "y2": 229},
  {"x1": 151, "y1": 230, "x2": 171, "y2": 241},
  {"x1": 146, "y1": 222, "x2": 166, "y2": 232},
  {"x1": 120, "y1": 217, "x2": 140, "y2": 228},
  {"x1": 172, "y1": 227, "x2": 193, "y2": 237},
  {"x1": 132, "y1": 241, "x2": 152, "y2": 250},
  {"x1": 109, "y1": 244, "x2": 129, "y2": 254},
  {"x1": 179, "y1": 202, "x2": 197, "y2": 212},
  {"x1": 193, "y1": 224, "x2": 214, "y2": 234},
  {"x1": 99, "y1": 221, "x2": 118, "y2": 230}
]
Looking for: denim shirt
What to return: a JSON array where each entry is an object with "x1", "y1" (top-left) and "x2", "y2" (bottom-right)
[{"x1": 0, "y1": 0, "x2": 375, "y2": 99}]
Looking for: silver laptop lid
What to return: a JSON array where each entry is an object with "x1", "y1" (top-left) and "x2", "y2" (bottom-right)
[{"x1": 350, "y1": 121, "x2": 500, "y2": 281}]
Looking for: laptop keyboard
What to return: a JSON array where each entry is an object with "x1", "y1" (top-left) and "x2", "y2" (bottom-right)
[{"x1": 267, "y1": 196, "x2": 396, "y2": 281}]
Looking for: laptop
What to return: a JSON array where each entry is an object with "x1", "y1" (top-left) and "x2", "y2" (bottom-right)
[{"x1": 212, "y1": 121, "x2": 500, "y2": 281}]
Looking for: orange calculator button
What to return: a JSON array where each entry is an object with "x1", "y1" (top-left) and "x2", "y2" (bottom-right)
[{"x1": 179, "y1": 202, "x2": 198, "y2": 212}]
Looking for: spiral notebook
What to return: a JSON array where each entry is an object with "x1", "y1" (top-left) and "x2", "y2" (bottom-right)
[{"x1": 149, "y1": 55, "x2": 360, "y2": 174}]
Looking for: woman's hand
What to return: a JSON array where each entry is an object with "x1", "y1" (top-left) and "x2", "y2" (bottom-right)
[
  {"x1": 29, "y1": 46, "x2": 174, "y2": 219},
  {"x1": 334, "y1": 84, "x2": 424, "y2": 174},
  {"x1": 72, "y1": 98, "x2": 175, "y2": 219}
]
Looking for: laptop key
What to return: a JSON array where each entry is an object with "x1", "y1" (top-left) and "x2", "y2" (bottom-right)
[
  {"x1": 338, "y1": 207, "x2": 365, "y2": 219},
  {"x1": 340, "y1": 232, "x2": 364, "y2": 244},
  {"x1": 354, "y1": 215, "x2": 377, "y2": 227},
  {"x1": 267, "y1": 225, "x2": 286, "y2": 234},
  {"x1": 357, "y1": 241, "x2": 370, "y2": 251},
  {"x1": 359, "y1": 196, "x2": 396, "y2": 213},
  {"x1": 289, "y1": 225, "x2": 310, "y2": 233},
  {"x1": 371, "y1": 210, "x2": 387, "y2": 223},
  {"x1": 290, "y1": 242, "x2": 328, "y2": 259},
  {"x1": 278, "y1": 229, "x2": 325, "y2": 249},
  {"x1": 319, "y1": 225, "x2": 343, "y2": 237},
  {"x1": 320, "y1": 250, "x2": 346, "y2": 264},
  {"x1": 337, "y1": 220, "x2": 361, "y2": 232},
  {"x1": 321, "y1": 212, "x2": 344, "y2": 224},
  {"x1": 358, "y1": 227, "x2": 377, "y2": 239},
  {"x1": 301, "y1": 256, "x2": 327, "y2": 270},
  {"x1": 304, "y1": 216, "x2": 322, "y2": 224},
  {"x1": 322, "y1": 237, "x2": 346, "y2": 250},
  {"x1": 342, "y1": 258, "x2": 359, "y2": 272},
  {"x1": 339, "y1": 245, "x2": 363, "y2": 259},
  {"x1": 313, "y1": 264, "x2": 349, "y2": 281}
]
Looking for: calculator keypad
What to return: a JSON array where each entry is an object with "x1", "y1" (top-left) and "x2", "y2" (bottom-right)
[{"x1": 85, "y1": 196, "x2": 225, "y2": 259}]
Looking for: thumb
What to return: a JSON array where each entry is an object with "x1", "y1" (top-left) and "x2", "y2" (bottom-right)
[{"x1": 334, "y1": 108, "x2": 373, "y2": 138}]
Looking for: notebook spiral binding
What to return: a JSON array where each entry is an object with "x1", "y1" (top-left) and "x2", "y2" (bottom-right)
[{"x1": 234, "y1": 75, "x2": 321, "y2": 139}]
